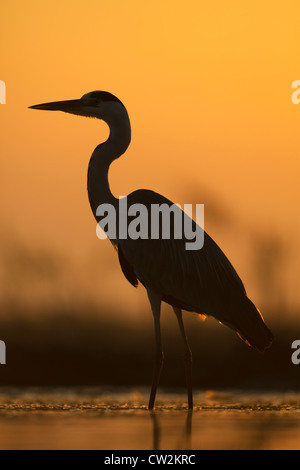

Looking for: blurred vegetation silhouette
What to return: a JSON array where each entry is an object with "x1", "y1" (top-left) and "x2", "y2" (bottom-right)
[{"x1": 0, "y1": 191, "x2": 298, "y2": 391}]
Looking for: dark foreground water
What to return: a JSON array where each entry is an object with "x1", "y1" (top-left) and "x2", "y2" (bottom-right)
[{"x1": 0, "y1": 387, "x2": 300, "y2": 449}]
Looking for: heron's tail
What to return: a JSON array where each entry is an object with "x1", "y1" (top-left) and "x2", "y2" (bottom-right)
[{"x1": 223, "y1": 296, "x2": 274, "y2": 353}]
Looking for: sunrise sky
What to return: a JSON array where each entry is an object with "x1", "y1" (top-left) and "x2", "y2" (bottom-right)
[{"x1": 0, "y1": 1, "x2": 299, "y2": 316}]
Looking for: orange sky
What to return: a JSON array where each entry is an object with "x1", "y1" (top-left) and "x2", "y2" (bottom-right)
[{"x1": 0, "y1": 1, "x2": 299, "y2": 316}]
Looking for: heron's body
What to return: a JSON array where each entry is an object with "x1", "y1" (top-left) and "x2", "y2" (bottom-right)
[{"x1": 30, "y1": 91, "x2": 274, "y2": 409}]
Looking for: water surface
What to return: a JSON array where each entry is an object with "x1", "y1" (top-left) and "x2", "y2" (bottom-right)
[{"x1": 0, "y1": 388, "x2": 299, "y2": 449}]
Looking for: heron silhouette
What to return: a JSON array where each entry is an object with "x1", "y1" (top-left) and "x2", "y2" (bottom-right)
[{"x1": 29, "y1": 91, "x2": 273, "y2": 409}]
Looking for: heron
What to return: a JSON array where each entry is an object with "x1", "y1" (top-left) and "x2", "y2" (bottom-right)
[{"x1": 29, "y1": 91, "x2": 274, "y2": 409}]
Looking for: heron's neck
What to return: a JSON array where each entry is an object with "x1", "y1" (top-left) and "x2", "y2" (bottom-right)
[{"x1": 87, "y1": 112, "x2": 131, "y2": 218}]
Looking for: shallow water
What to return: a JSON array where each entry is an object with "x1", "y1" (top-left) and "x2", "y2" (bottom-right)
[{"x1": 0, "y1": 387, "x2": 300, "y2": 449}]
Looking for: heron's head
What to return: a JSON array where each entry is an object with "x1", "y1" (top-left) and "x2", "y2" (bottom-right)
[{"x1": 29, "y1": 91, "x2": 127, "y2": 122}]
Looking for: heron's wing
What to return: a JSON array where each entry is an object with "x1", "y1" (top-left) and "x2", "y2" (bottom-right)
[
  {"x1": 117, "y1": 189, "x2": 273, "y2": 352},
  {"x1": 117, "y1": 189, "x2": 246, "y2": 320}
]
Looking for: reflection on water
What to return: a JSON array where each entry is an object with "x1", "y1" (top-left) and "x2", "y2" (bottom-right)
[
  {"x1": 0, "y1": 388, "x2": 300, "y2": 449},
  {"x1": 150, "y1": 410, "x2": 192, "y2": 450}
]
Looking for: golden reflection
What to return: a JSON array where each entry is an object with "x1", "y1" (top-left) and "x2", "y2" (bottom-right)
[{"x1": 150, "y1": 410, "x2": 193, "y2": 450}]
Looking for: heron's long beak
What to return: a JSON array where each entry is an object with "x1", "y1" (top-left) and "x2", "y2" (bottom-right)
[{"x1": 29, "y1": 99, "x2": 81, "y2": 112}]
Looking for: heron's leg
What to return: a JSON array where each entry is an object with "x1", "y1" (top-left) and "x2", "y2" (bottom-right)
[
  {"x1": 147, "y1": 288, "x2": 163, "y2": 410},
  {"x1": 173, "y1": 307, "x2": 193, "y2": 409}
]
